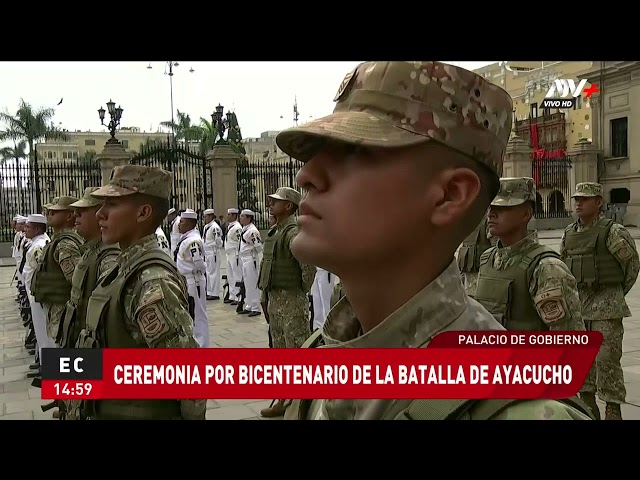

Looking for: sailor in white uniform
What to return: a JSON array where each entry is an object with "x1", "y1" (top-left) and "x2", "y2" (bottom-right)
[
  {"x1": 175, "y1": 209, "x2": 209, "y2": 347},
  {"x1": 310, "y1": 267, "x2": 338, "y2": 331},
  {"x1": 155, "y1": 225, "x2": 171, "y2": 257},
  {"x1": 168, "y1": 207, "x2": 181, "y2": 254},
  {"x1": 224, "y1": 208, "x2": 243, "y2": 305},
  {"x1": 238, "y1": 209, "x2": 263, "y2": 316},
  {"x1": 203, "y1": 208, "x2": 223, "y2": 300}
]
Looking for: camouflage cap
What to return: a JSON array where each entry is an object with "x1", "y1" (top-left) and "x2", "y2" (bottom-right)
[
  {"x1": 47, "y1": 195, "x2": 80, "y2": 211},
  {"x1": 490, "y1": 177, "x2": 536, "y2": 207},
  {"x1": 44, "y1": 197, "x2": 60, "y2": 209},
  {"x1": 572, "y1": 182, "x2": 603, "y2": 198},
  {"x1": 69, "y1": 187, "x2": 103, "y2": 209},
  {"x1": 268, "y1": 187, "x2": 302, "y2": 206},
  {"x1": 91, "y1": 165, "x2": 172, "y2": 199},
  {"x1": 276, "y1": 61, "x2": 513, "y2": 175}
]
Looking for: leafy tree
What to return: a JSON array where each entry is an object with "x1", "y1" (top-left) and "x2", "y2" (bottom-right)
[
  {"x1": 227, "y1": 112, "x2": 258, "y2": 214},
  {"x1": 0, "y1": 99, "x2": 68, "y2": 212},
  {"x1": 160, "y1": 110, "x2": 204, "y2": 147}
]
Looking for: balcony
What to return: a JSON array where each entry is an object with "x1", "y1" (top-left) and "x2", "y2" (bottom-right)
[{"x1": 515, "y1": 112, "x2": 568, "y2": 151}]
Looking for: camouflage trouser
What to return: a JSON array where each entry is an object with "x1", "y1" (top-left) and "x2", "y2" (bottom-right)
[
  {"x1": 461, "y1": 272, "x2": 479, "y2": 298},
  {"x1": 581, "y1": 319, "x2": 626, "y2": 404},
  {"x1": 268, "y1": 289, "x2": 311, "y2": 349}
]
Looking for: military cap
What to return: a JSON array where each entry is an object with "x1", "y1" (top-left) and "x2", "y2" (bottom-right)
[
  {"x1": 47, "y1": 196, "x2": 80, "y2": 211},
  {"x1": 91, "y1": 165, "x2": 172, "y2": 200},
  {"x1": 203, "y1": 208, "x2": 215, "y2": 216},
  {"x1": 572, "y1": 182, "x2": 603, "y2": 198},
  {"x1": 69, "y1": 187, "x2": 103, "y2": 209},
  {"x1": 227, "y1": 208, "x2": 239, "y2": 214},
  {"x1": 276, "y1": 61, "x2": 513, "y2": 175},
  {"x1": 44, "y1": 197, "x2": 60, "y2": 209},
  {"x1": 490, "y1": 177, "x2": 536, "y2": 207},
  {"x1": 16, "y1": 216, "x2": 27, "y2": 224},
  {"x1": 268, "y1": 187, "x2": 302, "y2": 206},
  {"x1": 241, "y1": 209, "x2": 254, "y2": 216}
]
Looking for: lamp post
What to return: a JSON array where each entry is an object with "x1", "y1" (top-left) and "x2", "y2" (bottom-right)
[
  {"x1": 211, "y1": 104, "x2": 231, "y2": 145},
  {"x1": 147, "y1": 61, "x2": 194, "y2": 146},
  {"x1": 97, "y1": 99, "x2": 123, "y2": 144}
]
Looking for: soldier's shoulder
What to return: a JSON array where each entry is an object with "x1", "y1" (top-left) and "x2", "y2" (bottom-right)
[
  {"x1": 454, "y1": 297, "x2": 504, "y2": 331},
  {"x1": 137, "y1": 263, "x2": 179, "y2": 283},
  {"x1": 535, "y1": 255, "x2": 572, "y2": 274},
  {"x1": 58, "y1": 236, "x2": 82, "y2": 249},
  {"x1": 609, "y1": 221, "x2": 633, "y2": 238},
  {"x1": 491, "y1": 399, "x2": 592, "y2": 420}
]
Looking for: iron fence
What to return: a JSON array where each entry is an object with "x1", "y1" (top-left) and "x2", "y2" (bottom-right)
[
  {"x1": 531, "y1": 153, "x2": 573, "y2": 219},
  {"x1": 237, "y1": 155, "x2": 304, "y2": 230},
  {"x1": 0, "y1": 157, "x2": 101, "y2": 242}
]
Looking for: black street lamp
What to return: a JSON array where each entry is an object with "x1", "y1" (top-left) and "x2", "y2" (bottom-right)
[
  {"x1": 211, "y1": 104, "x2": 232, "y2": 145},
  {"x1": 98, "y1": 99, "x2": 123, "y2": 143}
]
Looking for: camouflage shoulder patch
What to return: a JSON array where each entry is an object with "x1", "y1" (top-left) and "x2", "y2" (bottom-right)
[
  {"x1": 136, "y1": 304, "x2": 170, "y2": 344},
  {"x1": 59, "y1": 257, "x2": 75, "y2": 276},
  {"x1": 333, "y1": 68, "x2": 357, "y2": 102},
  {"x1": 534, "y1": 287, "x2": 568, "y2": 324}
]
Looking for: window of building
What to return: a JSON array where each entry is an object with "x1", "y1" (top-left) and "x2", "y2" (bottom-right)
[
  {"x1": 530, "y1": 102, "x2": 538, "y2": 118},
  {"x1": 85, "y1": 139, "x2": 95, "y2": 146},
  {"x1": 121, "y1": 140, "x2": 129, "y2": 149},
  {"x1": 611, "y1": 117, "x2": 628, "y2": 157}
]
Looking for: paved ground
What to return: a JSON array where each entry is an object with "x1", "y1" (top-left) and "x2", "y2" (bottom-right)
[{"x1": 2, "y1": 231, "x2": 640, "y2": 420}]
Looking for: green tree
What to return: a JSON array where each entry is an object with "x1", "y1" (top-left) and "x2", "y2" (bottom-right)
[
  {"x1": 0, "y1": 99, "x2": 68, "y2": 211},
  {"x1": 160, "y1": 110, "x2": 204, "y2": 147},
  {"x1": 227, "y1": 112, "x2": 257, "y2": 213},
  {"x1": 0, "y1": 140, "x2": 28, "y2": 213}
]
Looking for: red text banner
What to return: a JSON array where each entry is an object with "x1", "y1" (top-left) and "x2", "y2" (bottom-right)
[{"x1": 42, "y1": 331, "x2": 602, "y2": 400}]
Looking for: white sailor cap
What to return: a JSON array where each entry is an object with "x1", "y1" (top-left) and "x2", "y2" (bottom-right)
[
  {"x1": 241, "y1": 209, "x2": 255, "y2": 216},
  {"x1": 227, "y1": 208, "x2": 239, "y2": 214},
  {"x1": 203, "y1": 208, "x2": 215, "y2": 215},
  {"x1": 168, "y1": 208, "x2": 176, "y2": 216},
  {"x1": 181, "y1": 209, "x2": 198, "y2": 220},
  {"x1": 16, "y1": 216, "x2": 27, "y2": 224},
  {"x1": 27, "y1": 214, "x2": 47, "y2": 225}
]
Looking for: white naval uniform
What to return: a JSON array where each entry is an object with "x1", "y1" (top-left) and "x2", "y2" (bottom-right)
[
  {"x1": 13, "y1": 231, "x2": 25, "y2": 284},
  {"x1": 203, "y1": 220, "x2": 223, "y2": 298},
  {"x1": 170, "y1": 215, "x2": 181, "y2": 254},
  {"x1": 238, "y1": 223, "x2": 263, "y2": 313},
  {"x1": 23, "y1": 233, "x2": 53, "y2": 359},
  {"x1": 155, "y1": 226, "x2": 171, "y2": 257},
  {"x1": 225, "y1": 220, "x2": 243, "y2": 302},
  {"x1": 175, "y1": 228, "x2": 209, "y2": 348},
  {"x1": 311, "y1": 267, "x2": 337, "y2": 331}
]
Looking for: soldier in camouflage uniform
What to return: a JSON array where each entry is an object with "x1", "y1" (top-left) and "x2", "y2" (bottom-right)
[
  {"x1": 257, "y1": 187, "x2": 316, "y2": 418},
  {"x1": 74, "y1": 165, "x2": 205, "y2": 420},
  {"x1": 561, "y1": 182, "x2": 640, "y2": 420},
  {"x1": 457, "y1": 211, "x2": 496, "y2": 297},
  {"x1": 275, "y1": 61, "x2": 593, "y2": 420},
  {"x1": 31, "y1": 196, "x2": 84, "y2": 347},
  {"x1": 474, "y1": 177, "x2": 584, "y2": 332}
]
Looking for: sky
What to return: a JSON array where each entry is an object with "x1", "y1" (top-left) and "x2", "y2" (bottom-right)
[{"x1": 0, "y1": 61, "x2": 496, "y2": 145}]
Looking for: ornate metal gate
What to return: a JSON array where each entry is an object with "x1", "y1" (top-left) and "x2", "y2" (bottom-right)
[{"x1": 130, "y1": 141, "x2": 213, "y2": 215}]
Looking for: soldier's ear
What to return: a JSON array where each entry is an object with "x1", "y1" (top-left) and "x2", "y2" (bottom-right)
[{"x1": 136, "y1": 203, "x2": 153, "y2": 224}]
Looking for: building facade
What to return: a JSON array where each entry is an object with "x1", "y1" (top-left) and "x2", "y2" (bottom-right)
[{"x1": 582, "y1": 61, "x2": 638, "y2": 225}]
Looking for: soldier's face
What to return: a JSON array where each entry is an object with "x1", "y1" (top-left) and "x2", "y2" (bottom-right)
[
  {"x1": 74, "y1": 206, "x2": 100, "y2": 240},
  {"x1": 573, "y1": 196, "x2": 601, "y2": 219},
  {"x1": 292, "y1": 142, "x2": 434, "y2": 271},
  {"x1": 47, "y1": 209, "x2": 71, "y2": 229},
  {"x1": 96, "y1": 197, "x2": 139, "y2": 244},
  {"x1": 24, "y1": 222, "x2": 38, "y2": 239},
  {"x1": 204, "y1": 214, "x2": 214, "y2": 224},
  {"x1": 487, "y1": 204, "x2": 529, "y2": 237},
  {"x1": 178, "y1": 218, "x2": 195, "y2": 234},
  {"x1": 269, "y1": 199, "x2": 290, "y2": 217}
]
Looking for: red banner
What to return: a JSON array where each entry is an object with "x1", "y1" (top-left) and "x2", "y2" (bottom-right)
[{"x1": 41, "y1": 331, "x2": 602, "y2": 401}]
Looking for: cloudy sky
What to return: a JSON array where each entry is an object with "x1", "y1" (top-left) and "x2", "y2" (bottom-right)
[{"x1": 0, "y1": 61, "x2": 495, "y2": 142}]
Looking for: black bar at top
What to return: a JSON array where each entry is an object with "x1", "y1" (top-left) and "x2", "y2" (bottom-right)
[{"x1": 41, "y1": 349, "x2": 103, "y2": 380}]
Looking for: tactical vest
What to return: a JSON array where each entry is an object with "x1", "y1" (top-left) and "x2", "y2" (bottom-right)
[
  {"x1": 59, "y1": 242, "x2": 120, "y2": 348},
  {"x1": 474, "y1": 244, "x2": 560, "y2": 331},
  {"x1": 257, "y1": 221, "x2": 303, "y2": 291},
  {"x1": 31, "y1": 231, "x2": 83, "y2": 304},
  {"x1": 562, "y1": 218, "x2": 624, "y2": 287},
  {"x1": 457, "y1": 217, "x2": 492, "y2": 273},
  {"x1": 77, "y1": 248, "x2": 187, "y2": 420},
  {"x1": 287, "y1": 330, "x2": 595, "y2": 421}
]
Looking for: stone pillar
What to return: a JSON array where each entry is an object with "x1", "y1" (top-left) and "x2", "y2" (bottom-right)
[
  {"x1": 568, "y1": 138, "x2": 599, "y2": 187},
  {"x1": 206, "y1": 144, "x2": 240, "y2": 214},
  {"x1": 95, "y1": 139, "x2": 133, "y2": 185},
  {"x1": 502, "y1": 133, "x2": 533, "y2": 178},
  {"x1": 589, "y1": 94, "x2": 601, "y2": 150}
]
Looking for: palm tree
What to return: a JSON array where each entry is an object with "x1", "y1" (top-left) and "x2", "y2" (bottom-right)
[
  {"x1": 0, "y1": 140, "x2": 28, "y2": 212},
  {"x1": 160, "y1": 110, "x2": 204, "y2": 146},
  {"x1": 0, "y1": 99, "x2": 68, "y2": 210},
  {"x1": 78, "y1": 150, "x2": 97, "y2": 165},
  {"x1": 198, "y1": 117, "x2": 218, "y2": 155}
]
